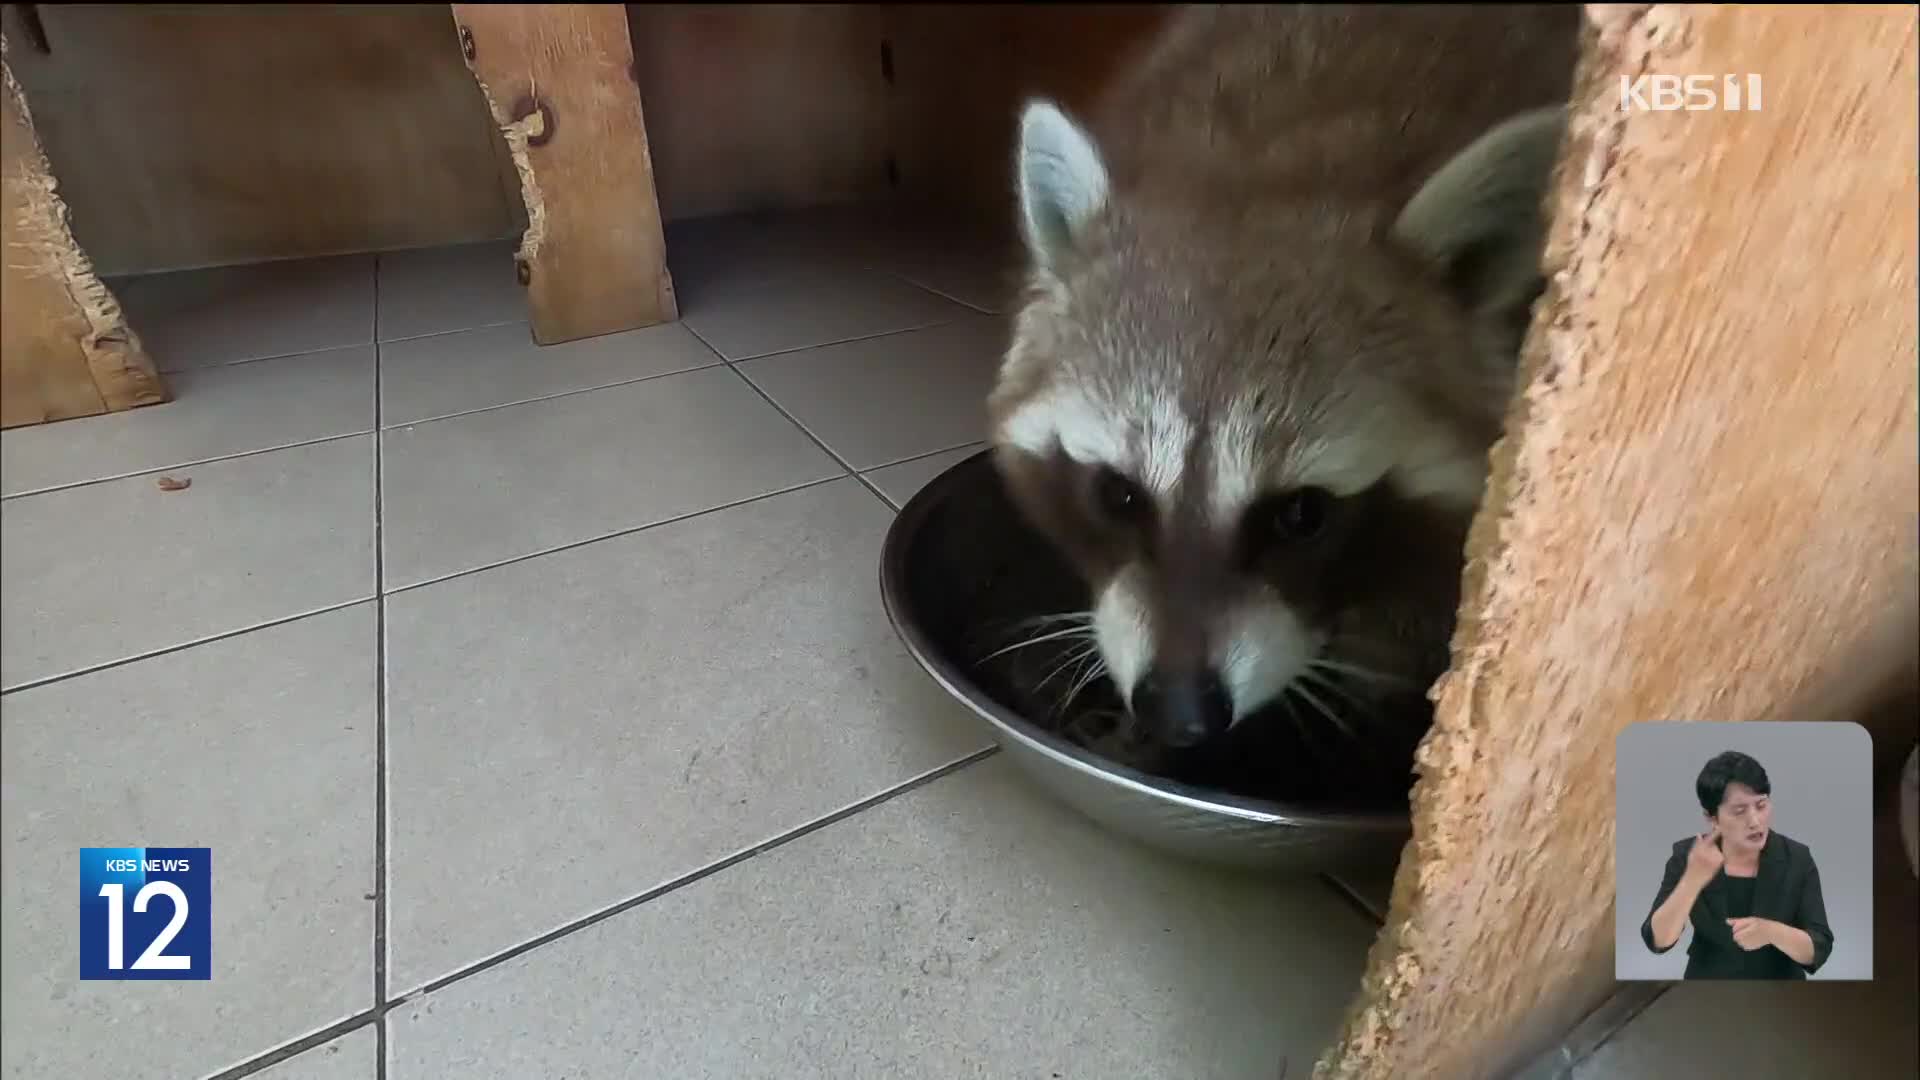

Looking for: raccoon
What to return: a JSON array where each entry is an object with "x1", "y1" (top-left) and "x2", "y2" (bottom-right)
[{"x1": 986, "y1": 5, "x2": 1580, "y2": 764}]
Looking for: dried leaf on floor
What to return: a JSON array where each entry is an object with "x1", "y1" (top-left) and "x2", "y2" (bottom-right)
[{"x1": 156, "y1": 476, "x2": 191, "y2": 492}]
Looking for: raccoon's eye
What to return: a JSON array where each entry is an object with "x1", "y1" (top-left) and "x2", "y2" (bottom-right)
[
  {"x1": 1251, "y1": 486, "x2": 1335, "y2": 545},
  {"x1": 1092, "y1": 467, "x2": 1149, "y2": 523}
]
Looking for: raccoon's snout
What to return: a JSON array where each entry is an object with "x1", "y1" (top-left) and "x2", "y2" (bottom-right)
[{"x1": 1132, "y1": 667, "x2": 1233, "y2": 749}]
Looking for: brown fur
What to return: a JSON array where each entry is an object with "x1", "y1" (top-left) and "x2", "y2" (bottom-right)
[{"x1": 986, "y1": 5, "x2": 1582, "y2": 752}]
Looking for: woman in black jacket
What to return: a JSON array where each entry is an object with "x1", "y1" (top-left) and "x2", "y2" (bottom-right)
[{"x1": 1640, "y1": 750, "x2": 1836, "y2": 980}]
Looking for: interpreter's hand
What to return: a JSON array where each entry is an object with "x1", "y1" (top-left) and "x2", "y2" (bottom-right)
[
  {"x1": 1727, "y1": 916, "x2": 1777, "y2": 951},
  {"x1": 1684, "y1": 827, "x2": 1725, "y2": 883}
]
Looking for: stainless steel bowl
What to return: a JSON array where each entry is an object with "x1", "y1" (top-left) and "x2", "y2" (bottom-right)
[{"x1": 879, "y1": 447, "x2": 1413, "y2": 873}]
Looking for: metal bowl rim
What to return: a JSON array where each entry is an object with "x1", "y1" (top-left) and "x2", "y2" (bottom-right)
[{"x1": 878, "y1": 446, "x2": 1414, "y2": 835}]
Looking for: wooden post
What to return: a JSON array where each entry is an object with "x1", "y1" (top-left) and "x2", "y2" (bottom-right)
[
  {"x1": 1316, "y1": 5, "x2": 1918, "y2": 1078},
  {"x1": 448, "y1": 4, "x2": 677, "y2": 345},
  {"x1": 1, "y1": 39, "x2": 167, "y2": 429}
]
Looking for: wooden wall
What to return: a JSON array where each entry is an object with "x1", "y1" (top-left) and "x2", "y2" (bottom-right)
[
  {"x1": 624, "y1": 4, "x2": 893, "y2": 223},
  {"x1": 2, "y1": 4, "x2": 526, "y2": 277},
  {"x1": 880, "y1": 4, "x2": 1172, "y2": 225},
  {"x1": 627, "y1": 2, "x2": 1169, "y2": 227},
  {"x1": 0, "y1": 4, "x2": 1168, "y2": 277}
]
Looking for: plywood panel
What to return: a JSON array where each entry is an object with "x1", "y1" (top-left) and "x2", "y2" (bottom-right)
[
  {"x1": 626, "y1": 4, "x2": 893, "y2": 223},
  {"x1": 3, "y1": 43, "x2": 166, "y2": 429},
  {"x1": 881, "y1": 4, "x2": 1173, "y2": 226},
  {"x1": 1317, "y1": 5, "x2": 1919, "y2": 1077},
  {"x1": 2, "y1": 4, "x2": 524, "y2": 276},
  {"x1": 1, "y1": 4, "x2": 1167, "y2": 277},
  {"x1": 454, "y1": 3, "x2": 675, "y2": 343}
]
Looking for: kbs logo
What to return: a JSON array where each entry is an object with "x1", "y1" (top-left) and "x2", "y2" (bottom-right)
[
  {"x1": 1620, "y1": 74, "x2": 1764, "y2": 112},
  {"x1": 79, "y1": 847, "x2": 211, "y2": 980}
]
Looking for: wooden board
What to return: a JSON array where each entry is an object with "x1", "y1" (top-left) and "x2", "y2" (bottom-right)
[
  {"x1": 0, "y1": 5, "x2": 1171, "y2": 277},
  {"x1": 626, "y1": 4, "x2": 893, "y2": 223},
  {"x1": 881, "y1": 4, "x2": 1173, "y2": 227},
  {"x1": 1315, "y1": 5, "x2": 1919, "y2": 1077},
  {"x1": 453, "y1": 3, "x2": 676, "y2": 344},
  {"x1": 1, "y1": 4, "x2": 523, "y2": 277},
  {"x1": 2, "y1": 42, "x2": 166, "y2": 429}
]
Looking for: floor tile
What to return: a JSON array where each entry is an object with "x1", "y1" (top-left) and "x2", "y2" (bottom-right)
[
  {"x1": 0, "y1": 436, "x2": 376, "y2": 690},
  {"x1": 379, "y1": 366, "x2": 841, "y2": 589},
  {"x1": 387, "y1": 755, "x2": 1377, "y2": 1080},
  {"x1": 1573, "y1": 812, "x2": 1918, "y2": 1079},
  {"x1": 383, "y1": 478, "x2": 992, "y2": 991},
  {"x1": 379, "y1": 321, "x2": 721, "y2": 427},
  {"x1": 255, "y1": 1027, "x2": 378, "y2": 1080},
  {"x1": 663, "y1": 211, "x2": 875, "y2": 294},
  {"x1": 881, "y1": 247, "x2": 1025, "y2": 315},
  {"x1": 741, "y1": 315, "x2": 1009, "y2": 470},
  {"x1": 1, "y1": 346, "x2": 374, "y2": 497},
  {"x1": 113, "y1": 255, "x2": 375, "y2": 371},
  {"x1": 1328, "y1": 849, "x2": 1402, "y2": 925},
  {"x1": 0, "y1": 606, "x2": 376, "y2": 1080},
  {"x1": 863, "y1": 444, "x2": 986, "y2": 510},
  {"x1": 376, "y1": 240, "x2": 526, "y2": 342},
  {"x1": 678, "y1": 265, "x2": 966, "y2": 362}
]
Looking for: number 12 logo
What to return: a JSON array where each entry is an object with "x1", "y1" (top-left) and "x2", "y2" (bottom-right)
[{"x1": 79, "y1": 847, "x2": 211, "y2": 980}]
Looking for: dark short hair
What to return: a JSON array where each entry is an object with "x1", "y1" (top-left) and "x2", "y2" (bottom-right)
[{"x1": 1696, "y1": 751, "x2": 1771, "y2": 815}]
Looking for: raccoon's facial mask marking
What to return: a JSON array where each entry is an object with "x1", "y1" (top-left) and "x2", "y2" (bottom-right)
[
  {"x1": 1001, "y1": 383, "x2": 1193, "y2": 501},
  {"x1": 1078, "y1": 449, "x2": 1352, "y2": 741},
  {"x1": 1093, "y1": 562, "x2": 1324, "y2": 743},
  {"x1": 995, "y1": 97, "x2": 1569, "y2": 750},
  {"x1": 1092, "y1": 566, "x2": 1154, "y2": 702},
  {"x1": 1217, "y1": 596, "x2": 1322, "y2": 724}
]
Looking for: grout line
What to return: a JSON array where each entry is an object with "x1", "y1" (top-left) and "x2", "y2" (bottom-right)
[
  {"x1": 154, "y1": 338, "x2": 377, "y2": 377},
  {"x1": 1319, "y1": 871, "x2": 1388, "y2": 928},
  {"x1": 0, "y1": 429, "x2": 374, "y2": 502},
  {"x1": 679, "y1": 321, "x2": 894, "y2": 509},
  {"x1": 151, "y1": 338, "x2": 382, "y2": 377},
  {"x1": 378, "y1": 361, "x2": 725, "y2": 431},
  {"x1": 718, "y1": 317, "x2": 959, "y2": 366},
  {"x1": 17, "y1": 261, "x2": 1001, "y2": 505},
  {"x1": 206, "y1": 747, "x2": 997, "y2": 1078},
  {"x1": 861, "y1": 440, "x2": 991, "y2": 510},
  {"x1": 374, "y1": 317, "x2": 523, "y2": 349},
  {"x1": 201, "y1": 1009, "x2": 381, "y2": 1080},
  {"x1": 393, "y1": 746, "x2": 1001, "y2": 1003},
  {"x1": 9, "y1": 355, "x2": 732, "y2": 506},
  {"x1": 1509, "y1": 982, "x2": 1671, "y2": 1080},
  {"x1": 864, "y1": 440, "x2": 986, "y2": 473},
  {"x1": 3, "y1": 472, "x2": 855, "y2": 698},
  {"x1": 381, "y1": 474, "x2": 847, "y2": 597},
  {"x1": 875, "y1": 266, "x2": 1011, "y2": 317},
  {"x1": 371, "y1": 255, "x2": 390, "y2": 1080},
  {"x1": 0, "y1": 597, "x2": 377, "y2": 696}
]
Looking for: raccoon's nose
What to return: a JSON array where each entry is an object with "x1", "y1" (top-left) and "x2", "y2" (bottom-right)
[{"x1": 1132, "y1": 668, "x2": 1233, "y2": 749}]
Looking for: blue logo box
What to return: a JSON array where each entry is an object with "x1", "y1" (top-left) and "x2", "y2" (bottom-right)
[{"x1": 79, "y1": 847, "x2": 210, "y2": 980}]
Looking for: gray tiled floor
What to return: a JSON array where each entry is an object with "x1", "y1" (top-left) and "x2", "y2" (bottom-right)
[{"x1": 0, "y1": 204, "x2": 1394, "y2": 1080}]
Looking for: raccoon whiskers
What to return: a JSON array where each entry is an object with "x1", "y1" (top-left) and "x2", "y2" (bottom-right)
[
  {"x1": 1055, "y1": 649, "x2": 1114, "y2": 719},
  {"x1": 1275, "y1": 693, "x2": 1334, "y2": 774},
  {"x1": 1286, "y1": 675, "x2": 1361, "y2": 744},
  {"x1": 1307, "y1": 656, "x2": 1416, "y2": 692},
  {"x1": 1005, "y1": 611, "x2": 1097, "y2": 633},
  {"x1": 1034, "y1": 640, "x2": 1102, "y2": 694},
  {"x1": 1300, "y1": 665, "x2": 1376, "y2": 719},
  {"x1": 977, "y1": 614, "x2": 1096, "y2": 663}
]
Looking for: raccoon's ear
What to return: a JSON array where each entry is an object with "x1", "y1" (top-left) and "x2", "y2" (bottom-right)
[
  {"x1": 1390, "y1": 106, "x2": 1567, "y2": 331},
  {"x1": 1015, "y1": 99, "x2": 1110, "y2": 270}
]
